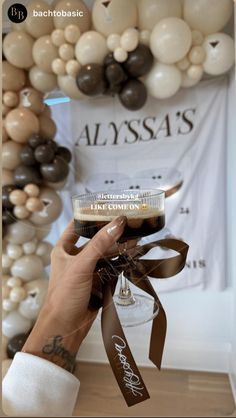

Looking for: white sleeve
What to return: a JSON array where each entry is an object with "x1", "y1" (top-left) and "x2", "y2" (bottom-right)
[{"x1": 2, "y1": 352, "x2": 80, "y2": 417}]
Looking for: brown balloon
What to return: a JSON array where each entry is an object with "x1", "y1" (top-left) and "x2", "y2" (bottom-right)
[
  {"x1": 38, "y1": 115, "x2": 57, "y2": 139},
  {"x1": 123, "y1": 44, "x2": 154, "y2": 78},
  {"x1": 40, "y1": 156, "x2": 69, "y2": 183},
  {"x1": 76, "y1": 64, "x2": 107, "y2": 96},
  {"x1": 119, "y1": 79, "x2": 147, "y2": 111},
  {"x1": 2, "y1": 61, "x2": 26, "y2": 92},
  {"x1": 35, "y1": 144, "x2": 55, "y2": 163},
  {"x1": 56, "y1": 147, "x2": 72, "y2": 163},
  {"x1": 2, "y1": 185, "x2": 16, "y2": 209},
  {"x1": 14, "y1": 165, "x2": 42, "y2": 187},
  {"x1": 20, "y1": 146, "x2": 37, "y2": 166}
]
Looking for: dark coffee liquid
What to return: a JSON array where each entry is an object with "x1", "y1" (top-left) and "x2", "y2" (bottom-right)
[{"x1": 74, "y1": 212, "x2": 165, "y2": 241}]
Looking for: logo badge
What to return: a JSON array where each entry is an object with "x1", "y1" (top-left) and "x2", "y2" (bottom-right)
[{"x1": 8, "y1": 3, "x2": 27, "y2": 23}]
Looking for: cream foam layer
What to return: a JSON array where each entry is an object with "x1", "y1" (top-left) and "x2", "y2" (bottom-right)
[{"x1": 74, "y1": 209, "x2": 164, "y2": 222}]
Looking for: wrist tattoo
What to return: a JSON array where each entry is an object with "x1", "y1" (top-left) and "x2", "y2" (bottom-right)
[{"x1": 42, "y1": 336, "x2": 76, "y2": 373}]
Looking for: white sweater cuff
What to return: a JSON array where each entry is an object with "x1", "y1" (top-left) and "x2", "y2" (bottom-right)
[{"x1": 2, "y1": 352, "x2": 80, "y2": 417}]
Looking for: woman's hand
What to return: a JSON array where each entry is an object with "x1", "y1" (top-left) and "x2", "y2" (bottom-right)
[{"x1": 22, "y1": 216, "x2": 136, "y2": 372}]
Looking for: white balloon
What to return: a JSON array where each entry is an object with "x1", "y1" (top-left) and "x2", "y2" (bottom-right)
[
  {"x1": 19, "y1": 278, "x2": 48, "y2": 320},
  {"x1": 92, "y1": 0, "x2": 137, "y2": 36},
  {"x1": 144, "y1": 62, "x2": 182, "y2": 99},
  {"x1": 138, "y1": 0, "x2": 182, "y2": 31},
  {"x1": 6, "y1": 244, "x2": 23, "y2": 260},
  {"x1": 2, "y1": 311, "x2": 31, "y2": 338},
  {"x1": 75, "y1": 31, "x2": 108, "y2": 66},
  {"x1": 187, "y1": 65, "x2": 203, "y2": 80},
  {"x1": 5, "y1": 221, "x2": 36, "y2": 245},
  {"x1": 184, "y1": 0, "x2": 233, "y2": 35},
  {"x1": 11, "y1": 255, "x2": 44, "y2": 282},
  {"x1": 107, "y1": 34, "x2": 121, "y2": 52},
  {"x1": 57, "y1": 75, "x2": 85, "y2": 100},
  {"x1": 120, "y1": 28, "x2": 139, "y2": 52},
  {"x1": 181, "y1": 70, "x2": 202, "y2": 88},
  {"x1": 203, "y1": 33, "x2": 235, "y2": 76},
  {"x1": 188, "y1": 46, "x2": 205, "y2": 65},
  {"x1": 150, "y1": 18, "x2": 192, "y2": 64}
]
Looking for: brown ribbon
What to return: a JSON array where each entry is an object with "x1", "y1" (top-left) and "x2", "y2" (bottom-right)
[{"x1": 90, "y1": 238, "x2": 189, "y2": 407}]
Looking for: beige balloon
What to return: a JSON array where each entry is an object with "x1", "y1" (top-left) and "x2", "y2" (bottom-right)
[
  {"x1": 11, "y1": 255, "x2": 44, "y2": 282},
  {"x1": 203, "y1": 33, "x2": 235, "y2": 76},
  {"x1": 184, "y1": 0, "x2": 233, "y2": 35},
  {"x1": 39, "y1": 115, "x2": 57, "y2": 138},
  {"x1": 19, "y1": 87, "x2": 45, "y2": 115},
  {"x1": 29, "y1": 66, "x2": 57, "y2": 93},
  {"x1": 138, "y1": 0, "x2": 182, "y2": 31},
  {"x1": 75, "y1": 31, "x2": 108, "y2": 65},
  {"x1": 2, "y1": 169, "x2": 14, "y2": 186},
  {"x1": 57, "y1": 74, "x2": 85, "y2": 100},
  {"x1": 5, "y1": 107, "x2": 39, "y2": 144},
  {"x1": 2, "y1": 141, "x2": 23, "y2": 170},
  {"x1": 30, "y1": 187, "x2": 62, "y2": 225},
  {"x1": 5, "y1": 220, "x2": 36, "y2": 245},
  {"x1": 19, "y1": 278, "x2": 48, "y2": 320},
  {"x1": 150, "y1": 18, "x2": 192, "y2": 64},
  {"x1": 2, "y1": 126, "x2": 9, "y2": 143},
  {"x1": 181, "y1": 70, "x2": 202, "y2": 88},
  {"x1": 2, "y1": 61, "x2": 26, "y2": 92},
  {"x1": 92, "y1": 0, "x2": 137, "y2": 36},
  {"x1": 35, "y1": 224, "x2": 51, "y2": 240},
  {"x1": 3, "y1": 31, "x2": 34, "y2": 69},
  {"x1": 144, "y1": 62, "x2": 182, "y2": 99},
  {"x1": 3, "y1": 92, "x2": 19, "y2": 108},
  {"x1": 54, "y1": 0, "x2": 91, "y2": 32},
  {"x1": 33, "y1": 35, "x2": 58, "y2": 73},
  {"x1": 25, "y1": 0, "x2": 54, "y2": 38}
]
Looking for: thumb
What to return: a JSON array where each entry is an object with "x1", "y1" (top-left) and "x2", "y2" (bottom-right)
[{"x1": 81, "y1": 216, "x2": 127, "y2": 268}]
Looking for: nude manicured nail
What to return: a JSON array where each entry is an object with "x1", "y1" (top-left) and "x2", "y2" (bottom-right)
[{"x1": 107, "y1": 216, "x2": 127, "y2": 236}]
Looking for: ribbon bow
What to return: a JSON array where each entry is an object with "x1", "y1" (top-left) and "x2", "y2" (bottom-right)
[{"x1": 90, "y1": 238, "x2": 189, "y2": 407}]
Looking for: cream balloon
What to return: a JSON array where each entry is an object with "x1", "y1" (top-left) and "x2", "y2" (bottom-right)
[
  {"x1": 181, "y1": 70, "x2": 202, "y2": 88},
  {"x1": 139, "y1": 30, "x2": 151, "y2": 46},
  {"x1": 3, "y1": 91, "x2": 19, "y2": 108},
  {"x1": 184, "y1": 0, "x2": 233, "y2": 35},
  {"x1": 2, "y1": 311, "x2": 32, "y2": 339},
  {"x1": 150, "y1": 18, "x2": 192, "y2": 64},
  {"x1": 107, "y1": 33, "x2": 121, "y2": 52},
  {"x1": 19, "y1": 278, "x2": 48, "y2": 320},
  {"x1": 5, "y1": 108, "x2": 39, "y2": 144},
  {"x1": 33, "y1": 35, "x2": 58, "y2": 73},
  {"x1": 39, "y1": 115, "x2": 57, "y2": 139},
  {"x1": 120, "y1": 28, "x2": 139, "y2": 52},
  {"x1": 203, "y1": 33, "x2": 235, "y2": 76},
  {"x1": 57, "y1": 74, "x2": 85, "y2": 100},
  {"x1": 29, "y1": 66, "x2": 57, "y2": 93},
  {"x1": 35, "y1": 224, "x2": 51, "y2": 240},
  {"x1": 66, "y1": 60, "x2": 81, "y2": 77},
  {"x1": 144, "y1": 62, "x2": 182, "y2": 99},
  {"x1": 2, "y1": 169, "x2": 14, "y2": 186},
  {"x1": 138, "y1": 0, "x2": 182, "y2": 31},
  {"x1": 52, "y1": 58, "x2": 66, "y2": 75},
  {"x1": 25, "y1": 0, "x2": 54, "y2": 38},
  {"x1": 64, "y1": 24, "x2": 81, "y2": 44},
  {"x1": 19, "y1": 88, "x2": 44, "y2": 115},
  {"x1": 30, "y1": 187, "x2": 62, "y2": 226},
  {"x1": 5, "y1": 221, "x2": 36, "y2": 245},
  {"x1": 2, "y1": 141, "x2": 23, "y2": 170},
  {"x1": 177, "y1": 56, "x2": 190, "y2": 71},
  {"x1": 11, "y1": 255, "x2": 44, "y2": 282},
  {"x1": 75, "y1": 31, "x2": 108, "y2": 66},
  {"x1": 188, "y1": 46, "x2": 205, "y2": 65},
  {"x1": 59, "y1": 43, "x2": 74, "y2": 61},
  {"x1": 191, "y1": 30, "x2": 204, "y2": 46},
  {"x1": 2, "y1": 62, "x2": 26, "y2": 92},
  {"x1": 51, "y1": 29, "x2": 65, "y2": 47},
  {"x1": 187, "y1": 65, "x2": 203, "y2": 80},
  {"x1": 3, "y1": 31, "x2": 34, "y2": 69},
  {"x1": 54, "y1": 0, "x2": 91, "y2": 32},
  {"x1": 92, "y1": 0, "x2": 137, "y2": 36}
]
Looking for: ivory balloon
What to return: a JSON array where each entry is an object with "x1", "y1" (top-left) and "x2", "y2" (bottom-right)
[
  {"x1": 57, "y1": 75, "x2": 85, "y2": 100},
  {"x1": 188, "y1": 46, "x2": 205, "y2": 65},
  {"x1": 2, "y1": 61, "x2": 26, "y2": 92},
  {"x1": 181, "y1": 70, "x2": 202, "y2": 88},
  {"x1": 2, "y1": 141, "x2": 23, "y2": 170},
  {"x1": 92, "y1": 0, "x2": 137, "y2": 36},
  {"x1": 150, "y1": 18, "x2": 192, "y2": 64},
  {"x1": 75, "y1": 31, "x2": 108, "y2": 65},
  {"x1": 33, "y1": 36, "x2": 58, "y2": 73},
  {"x1": 19, "y1": 88, "x2": 44, "y2": 115},
  {"x1": 7, "y1": 244, "x2": 23, "y2": 260},
  {"x1": 54, "y1": 0, "x2": 91, "y2": 32},
  {"x1": 144, "y1": 62, "x2": 182, "y2": 99},
  {"x1": 5, "y1": 220, "x2": 36, "y2": 245},
  {"x1": 35, "y1": 224, "x2": 51, "y2": 240},
  {"x1": 30, "y1": 187, "x2": 62, "y2": 225},
  {"x1": 184, "y1": 0, "x2": 233, "y2": 35},
  {"x1": 138, "y1": 0, "x2": 182, "y2": 31},
  {"x1": 19, "y1": 278, "x2": 48, "y2": 320},
  {"x1": 2, "y1": 311, "x2": 31, "y2": 339},
  {"x1": 187, "y1": 65, "x2": 203, "y2": 80},
  {"x1": 3, "y1": 31, "x2": 34, "y2": 69},
  {"x1": 29, "y1": 66, "x2": 57, "y2": 93},
  {"x1": 5, "y1": 108, "x2": 39, "y2": 144},
  {"x1": 203, "y1": 33, "x2": 235, "y2": 76},
  {"x1": 2, "y1": 169, "x2": 14, "y2": 186},
  {"x1": 11, "y1": 255, "x2": 44, "y2": 282},
  {"x1": 39, "y1": 115, "x2": 57, "y2": 139},
  {"x1": 25, "y1": 0, "x2": 54, "y2": 38}
]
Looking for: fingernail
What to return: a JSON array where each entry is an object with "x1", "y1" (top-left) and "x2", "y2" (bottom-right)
[{"x1": 107, "y1": 216, "x2": 127, "y2": 237}]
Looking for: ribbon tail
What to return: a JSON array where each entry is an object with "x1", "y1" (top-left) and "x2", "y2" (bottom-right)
[{"x1": 101, "y1": 282, "x2": 150, "y2": 407}]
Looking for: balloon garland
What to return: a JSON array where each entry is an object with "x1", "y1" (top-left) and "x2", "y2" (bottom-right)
[{"x1": 1, "y1": 0, "x2": 235, "y2": 366}]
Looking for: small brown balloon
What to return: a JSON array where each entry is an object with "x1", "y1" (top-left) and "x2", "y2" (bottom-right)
[
  {"x1": 19, "y1": 88, "x2": 44, "y2": 115},
  {"x1": 20, "y1": 145, "x2": 37, "y2": 166},
  {"x1": 123, "y1": 44, "x2": 154, "y2": 78},
  {"x1": 5, "y1": 108, "x2": 39, "y2": 144},
  {"x1": 119, "y1": 79, "x2": 147, "y2": 111},
  {"x1": 76, "y1": 64, "x2": 107, "y2": 96},
  {"x1": 35, "y1": 144, "x2": 55, "y2": 163},
  {"x1": 3, "y1": 92, "x2": 19, "y2": 108},
  {"x1": 2, "y1": 141, "x2": 23, "y2": 170},
  {"x1": 2, "y1": 61, "x2": 26, "y2": 92},
  {"x1": 40, "y1": 157, "x2": 69, "y2": 183},
  {"x1": 14, "y1": 165, "x2": 42, "y2": 188},
  {"x1": 2, "y1": 185, "x2": 16, "y2": 209},
  {"x1": 38, "y1": 115, "x2": 57, "y2": 139}
]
